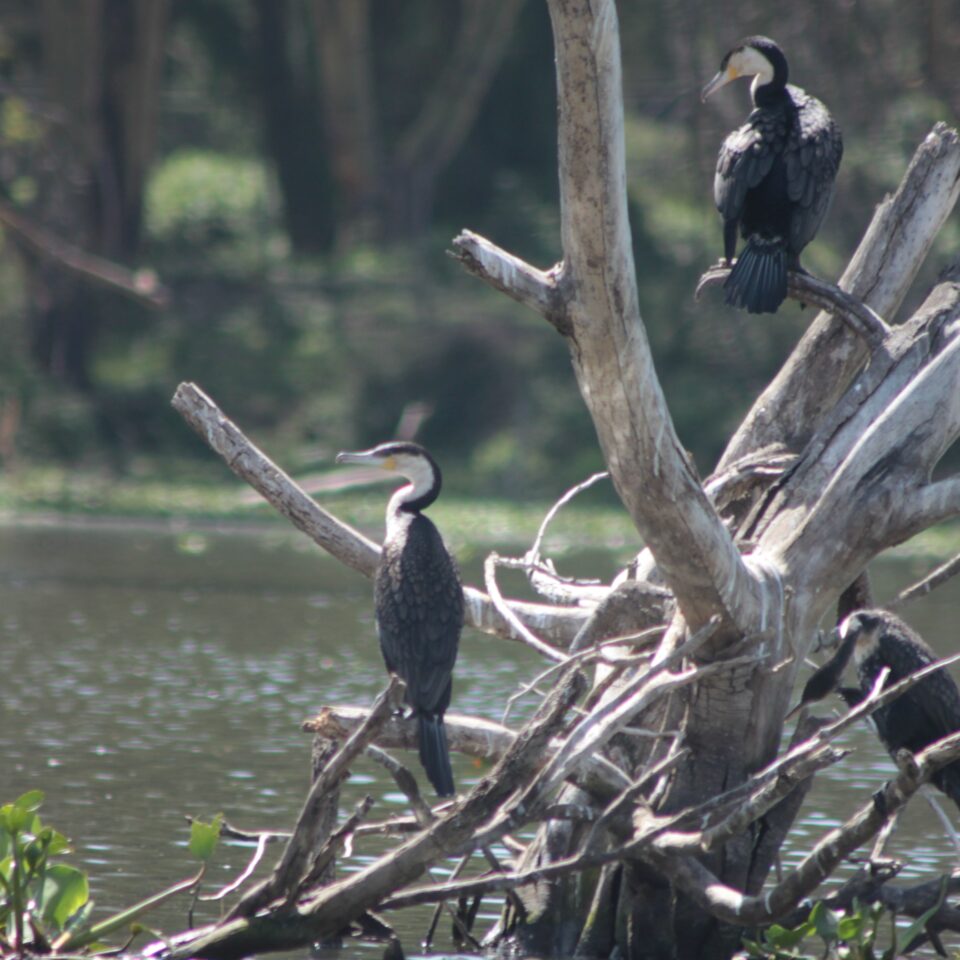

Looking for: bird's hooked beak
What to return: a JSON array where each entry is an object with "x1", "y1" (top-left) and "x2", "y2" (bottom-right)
[
  {"x1": 783, "y1": 700, "x2": 804, "y2": 722},
  {"x1": 701, "y1": 65, "x2": 737, "y2": 102},
  {"x1": 336, "y1": 449, "x2": 396, "y2": 471}
]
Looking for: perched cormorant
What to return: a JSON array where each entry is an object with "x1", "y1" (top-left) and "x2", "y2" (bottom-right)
[
  {"x1": 336, "y1": 441, "x2": 463, "y2": 797},
  {"x1": 795, "y1": 609, "x2": 960, "y2": 809},
  {"x1": 702, "y1": 36, "x2": 843, "y2": 314}
]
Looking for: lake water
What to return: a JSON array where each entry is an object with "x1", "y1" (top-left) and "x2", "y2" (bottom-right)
[{"x1": 2, "y1": 519, "x2": 959, "y2": 956}]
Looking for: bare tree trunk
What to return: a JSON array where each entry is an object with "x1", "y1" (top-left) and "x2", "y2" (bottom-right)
[
  {"x1": 451, "y1": 1, "x2": 960, "y2": 957},
  {"x1": 160, "y1": 3, "x2": 960, "y2": 958}
]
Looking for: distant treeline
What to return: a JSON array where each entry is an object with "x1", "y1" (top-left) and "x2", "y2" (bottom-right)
[{"x1": 0, "y1": 1, "x2": 956, "y2": 495}]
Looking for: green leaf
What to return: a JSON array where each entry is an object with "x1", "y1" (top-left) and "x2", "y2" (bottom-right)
[
  {"x1": 55, "y1": 867, "x2": 204, "y2": 951},
  {"x1": 13, "y1": 791, "x2": 44, "y2": 815},
  {"x1": 895, "y1": 874, "x2": 948, "y2": 954},
  {"x1": 38, "y1": 864, "x2": 89, "y2": 930},
  {"x1": 2, "y1": 804, "x2": 33, "y2": 835},
  {"x1": 836, "y1": 914, "x2": 862, "y2": 942},
  {"x1": 43, "y1": 830, "x2": 71, "y2": 857},
  {"x1": 188, "y1": 814, "x2": 222, "y2": 863},
  {"x1": 764, "y1": 922, "x2": 811, "y2": 949},
  {"x1": 811, "y1": 900, "x2": 839, "y2": 941}
]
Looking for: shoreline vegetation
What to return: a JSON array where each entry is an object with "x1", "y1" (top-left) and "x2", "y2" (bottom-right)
[{"x1": 1, "y1": 465, "x2": 957, "y2": 565}]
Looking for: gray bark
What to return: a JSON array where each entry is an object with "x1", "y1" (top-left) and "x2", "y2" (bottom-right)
[
  {"x1": 167, "y1": 2, "x2": 960, "y2": 957},
  {"x1": 453, "y1": 2, "x2": 960, "y2": 957}
]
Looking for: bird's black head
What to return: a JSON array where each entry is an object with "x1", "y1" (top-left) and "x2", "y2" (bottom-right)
[
  {"x1": 838, "y1": 609, "x2": 884, "y2": 643},
  {"x1": 336, "y1": 441, "x2": 442, "y2": 512},
  {"x1": 702, "y1": 36, "x2": 789, "y2": 103}
]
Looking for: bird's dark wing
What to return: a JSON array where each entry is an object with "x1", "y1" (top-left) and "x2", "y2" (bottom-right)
[
  {"x1": 714, "y1": 109, "x2": 786, "y2": 228},
  {"x1": 784, "y1": 86, "x2": 842, "y2": 254},
  {"x1": 866, "y1": 632, "x2": 960, "y2": 755},
  {"x1": 375, "y1": 515, "x2": 463, "y2": 716}
]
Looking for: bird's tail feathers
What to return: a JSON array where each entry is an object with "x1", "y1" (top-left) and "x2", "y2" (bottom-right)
[
  {"x1": 724, "y1": 237, "x2": 788, "y2": 314},
  {"x1": 418, "y1": 713, "x2": 455, "y2": 797}
]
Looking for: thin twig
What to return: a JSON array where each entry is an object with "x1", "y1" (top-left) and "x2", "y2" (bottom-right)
[
  {"x1": 364, "y1": 745, "x2": 434, "y2": 826},
  {"x1": 890, "y1": 550, "x2": 960, "y2": 609},
  {"x1": 584, "y1": 748, "x2": 689, "y2": 852},
  {"x1": 502, "y1": 625, "x2": 663, "y2": 723},
  {"x1": 485, "y1": 553, "x2": 567, "y2": 663},
  {"x1": 299, "y1": 796, "x2": 376, "y2": 894},
  {"x1": 527, "y1": 471, "x2": 610, "y2": 564},
  {"x1": 198, "y1": 835, "x2": 270, "y2": 902}
]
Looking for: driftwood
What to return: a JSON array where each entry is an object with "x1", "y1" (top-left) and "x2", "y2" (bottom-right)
[{"x1": 156, "y1": 1, "x2": 960, "y2": 957}]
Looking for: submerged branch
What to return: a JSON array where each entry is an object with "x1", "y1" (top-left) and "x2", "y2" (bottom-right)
[{"x1": 166, "y1": 666, "x2": 588, "y2": 960}]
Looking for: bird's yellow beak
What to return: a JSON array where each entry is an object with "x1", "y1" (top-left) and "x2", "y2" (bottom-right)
[
  {"x1": 701, "y1": 65, "x2": 737, "y2": 102},
  {"x1": 336, "y1": 449, "x2": 397, "y2": 471}
]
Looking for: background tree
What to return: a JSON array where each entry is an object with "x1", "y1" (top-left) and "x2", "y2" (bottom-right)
[{"x1": 0, "y1": 0, "x2": 958, "y2": 486}]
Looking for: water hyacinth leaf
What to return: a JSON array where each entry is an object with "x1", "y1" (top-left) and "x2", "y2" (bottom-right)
[
  {"x1": 764, "y1": 921, "x2": 812, "y2": 950},
  {"x1": 810, "y1": 900, "x2": 839, "y2": 941},
  {"x1": 40, "y1": 864, "x2": 89, "y2": 929},
  {"x1": 189, "y1": 814, "x2": 222, "y2": 863},
  {"x1": 14, "y1": 791, "x2": 44, "y2": 815},
  {"x1": 836, "y1": 913, "x2": 862, "y2": 941},
  {"x1": 1, "y1": 802, "x2": 34, "y2": 835},
  {"x1": 42, "y1": 829, "x2": 71, "y2": 857},
  {"x1": 895, "y1": 875, "x2": 948, "y2": 954}
]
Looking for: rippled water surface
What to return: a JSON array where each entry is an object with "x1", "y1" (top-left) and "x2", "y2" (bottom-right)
[{"x1": 2, "y1": 520, "x2": 959, "y2": 956}]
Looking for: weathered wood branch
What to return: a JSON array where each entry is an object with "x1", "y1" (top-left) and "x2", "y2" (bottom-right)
[
  {"x1": 645, "y1": 730, "x2": 960, "y2": 927},
  {"x1": 719, "y1": 123, "x2": 960, "y2": 471},
  {"x1": 891, "y1": 550, "x2": 960, "y2": 609},
  {"x1": 170, "y1": 381, "x2": 590, "y2": 646},
  {"x1": 303, "y1": 705, "x2": 631, "y2": 799},
  {"x1": 227, "y1": 679, "x2": 398, "y2": 920},
  {"x1": 767, "y1": 280, "x2": 960, "y2": 575},
  {"x1": 449, "y1": 229, "x2": 565, "y2": 328},
  {"x1": 695, "y1": 265, "x2": 891, "y2": 345},
  {"x1": 455, "y1": 0, "x2": 767, "y2": 638},
  {"x1": 165, "y1": 666, "x2": 587, "y2": 960}
]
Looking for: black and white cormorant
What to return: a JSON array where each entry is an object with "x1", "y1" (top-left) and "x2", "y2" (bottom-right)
[
  {"x1": 794, "y1": 609, "x2": 960, "y2": 809},
  {"x1": 702, "y1": 36, "x2": 843, "y2": 314},
  {"x1": 336, "y1": 441, "x2": 463, "y2": 797}
]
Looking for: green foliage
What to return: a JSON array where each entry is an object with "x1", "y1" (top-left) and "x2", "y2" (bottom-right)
[
  {"x1": 188, "y1": 813, "x2": 223, "y2": 863},
  {"x1": 740, "y1": 892, "x2": 949, "y2": 960},
  {"x1": 0, "y1": 792, "x2": 217, "y2": 954},
  {"x1": 145, "y1": 148, "x2": 276, "y2": 254},
  {"x1": 0, "y1": 790, "x2": 88, "y2": 952}
]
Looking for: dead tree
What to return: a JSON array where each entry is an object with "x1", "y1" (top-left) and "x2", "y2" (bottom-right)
[{"x1": 156, "y1": 1, "x2": 960, "y2": 958}]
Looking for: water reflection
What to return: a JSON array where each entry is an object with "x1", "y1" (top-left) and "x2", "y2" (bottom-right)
[{"x1": 2, "y1": 521, "x2": 959, "y2": 954}]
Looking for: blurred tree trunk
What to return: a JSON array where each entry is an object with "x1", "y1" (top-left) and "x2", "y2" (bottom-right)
[
  {"x1": 311, "y1": 0, "x2": 525, "y2": 247},
  {"x1": 312, "y1": 0, "x2": 381, "y2": 248},
  {"x1": 254, "y1": 0, "x2": 333, "y2": 252},
  {"x1": 33, "y1": 0, "x2": 168, "y2": 387}
]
